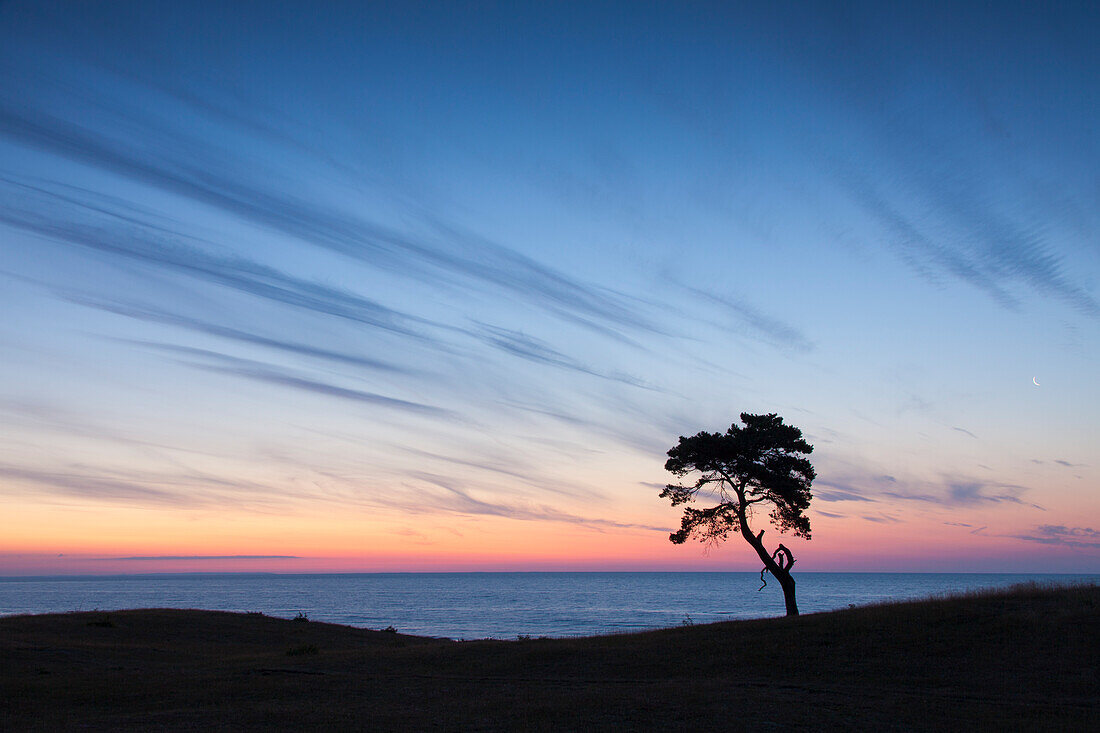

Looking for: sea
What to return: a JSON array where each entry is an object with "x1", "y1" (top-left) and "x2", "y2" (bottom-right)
[{"x1": 0, "y1": 572, "x2": 1094, "y2": 640}]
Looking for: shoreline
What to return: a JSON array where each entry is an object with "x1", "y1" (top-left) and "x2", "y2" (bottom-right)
[{"x1": 3, "y1": 573, "x2": 1096, "y2": 640}]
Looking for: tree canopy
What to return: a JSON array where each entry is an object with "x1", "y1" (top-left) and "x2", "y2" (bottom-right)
[{"x1": 660, "y1": 412, "x2": 815, "y2": 615}]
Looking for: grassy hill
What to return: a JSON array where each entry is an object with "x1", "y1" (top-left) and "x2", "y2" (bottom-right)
[{"x1": 2, "y1": 582, "x2": 1096, "y2": 730}]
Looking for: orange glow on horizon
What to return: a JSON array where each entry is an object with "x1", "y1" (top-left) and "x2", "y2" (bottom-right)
[{"x1": 3, "y1": 477, "x2": 1096, "y2": 576}]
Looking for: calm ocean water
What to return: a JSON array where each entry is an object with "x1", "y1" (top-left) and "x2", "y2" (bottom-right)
[{"x1": 0, "y1": 572, "x2": 1094, "y2": 639}]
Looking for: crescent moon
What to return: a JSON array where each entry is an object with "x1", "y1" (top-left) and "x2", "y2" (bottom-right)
[{"x1": 1032, "y1": 377, "x2": 1040, "y2": 386}]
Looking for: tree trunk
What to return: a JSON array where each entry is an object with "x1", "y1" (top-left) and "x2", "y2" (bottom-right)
[
  {"x1": 738, "y1": 510, "x2": 799, "y2": 616},
  {"x1": 774, "y1": 567, "x2": 798, "y2": 616}
]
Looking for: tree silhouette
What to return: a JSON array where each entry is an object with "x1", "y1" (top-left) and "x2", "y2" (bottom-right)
[{"x1": 660, "y1": 412, "x2": 815, "y2": 616}]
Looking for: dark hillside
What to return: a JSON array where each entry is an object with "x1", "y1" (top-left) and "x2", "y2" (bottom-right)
[{"x1": 2, "y1": 583, "x2": 1096, "y2": 731}]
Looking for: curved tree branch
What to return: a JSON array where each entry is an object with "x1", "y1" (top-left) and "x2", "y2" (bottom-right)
[{"x1": 771, "y1": 543, "x2": 795, "y2": 572}]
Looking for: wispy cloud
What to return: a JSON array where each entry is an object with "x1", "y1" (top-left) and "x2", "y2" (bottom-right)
[
  {"x1": 817, "y1": 490, "x2": 876, "y2": 503},
  {"x1": 394, "y1": 444, "x2": 593, "y2": 500},
  {"x1": 919, "y1": 171, "x2": 1098, "y2": 315},
  {"x1": 0, "y1": 95, "x2": 664, "y2": 338},
  {"x1": 218, "y1": 366, "x2": 454, "y2": 416},
  {"x1": 839, "y1": 133, "x2": 1098, "y2": 316},
  {"x1": 945, "y1": 522, "x2": 988, "y2": 535},
  {"x1": 0, "y1": 396, "x2": 228, "y2": 459},
  {"x1": 1010, "y1": 525, "x2": 1100, "y2": 550},
  {"x1": 108, "y1": 555, "x2": 300, "y2": 561},
  {"x1": 0, "y1": 464, "x2": 213, "y2": 508},
  {"x1": 883, "y1": 479, "x2": 1044, "y2": 510},
  {"x1": 862, "y1": 514, "x2": 902, "y2": 524},
  {"x1": 406, "y1": 472, "x2": 665, "y2": 532},
  {"x1": 0, "y1": 178, "x2": 434, "y2": 339},
  {"x1": 677, "y1": 284, "x2": 815, "y2": 352},
  {"x1": 946, "y1": 481, "x2": 1041, "y2": 508},
  {"x1": 814, "y1": 466, "x2": 1049, "y2": 513},
  {"x1": 71, "y1": 297, "x2": 417, "y2": 375},
  {"x1": 470, "y1": 322, "x2": 653, "y2": 389},
  {"x1": 842, "y1": 170, "x2": 1015, "y2": 307},
  {"x1": 138, "y1": 343, "x2": 456, "y2": 418},
  {"x1": 0, "y1": 459, "x2": 327, "y2": 512},
  {"x1": 813, "y1": 481, "x2": 876, "y2": 503}
]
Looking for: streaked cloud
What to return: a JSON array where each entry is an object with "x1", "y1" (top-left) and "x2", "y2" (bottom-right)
[
  {"x1": 108, "y1": 555, "x2": 300, "y2": 561},
  {"x1": 0, "y1": 178, "x2": 433, "y2": 338},
  {"x1": 405, "y1": 472, "x2": 665, "y2": 532},
  {"x1": 471, "y1": 322, "x2": 654, "y2": 388},
  {"x1": 862, "y1": 514, "x2": 902, "y2": 524},
  {"x1": 813, "y1": 481, "x2": 876, "y2": 503},
  {"x1": 679, "y1": 285, "x2": 815, "y2": 353},
  {"x1": 1010, "y1": 525, "x2": 1100, "y2": 550},
  {"x1": 0, "y1": 463, "x2": 215, "y2": 508},
  {"x1": 883, "y1": 479, "x2": 1044, "y2": 510},
  {"x1": 155, "y1": 345, "x2": 456, "y2": 418},
  {"x1": 0, "y1": 99, "x2": 663, "y2": 339},
  {"x1": 71, "y1": 298, "x2": 416, "y2": 375}
]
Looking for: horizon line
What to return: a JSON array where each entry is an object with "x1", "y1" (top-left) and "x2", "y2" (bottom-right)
[{"x1": 2, "y1": 569, "x2": 1097, "y2": 580}]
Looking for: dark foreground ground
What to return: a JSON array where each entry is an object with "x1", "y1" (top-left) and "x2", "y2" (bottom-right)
[{"x1": 1, "y1": 583, "x2": 1096, "y2": 731}]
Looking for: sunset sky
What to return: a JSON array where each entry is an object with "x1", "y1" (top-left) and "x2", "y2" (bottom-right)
[{"x1": 1, "y1": 1, "x2": 1097, "y2": 575}]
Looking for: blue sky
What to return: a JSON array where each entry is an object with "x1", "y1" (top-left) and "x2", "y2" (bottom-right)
[{"x1": 0, "y1": 1, "x2": 1097, "y2": 572}]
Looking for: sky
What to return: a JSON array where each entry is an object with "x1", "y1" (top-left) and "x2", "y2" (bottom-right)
[{"x1": 1, "y1": 1, "x2": 1097, "y2": 575}]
